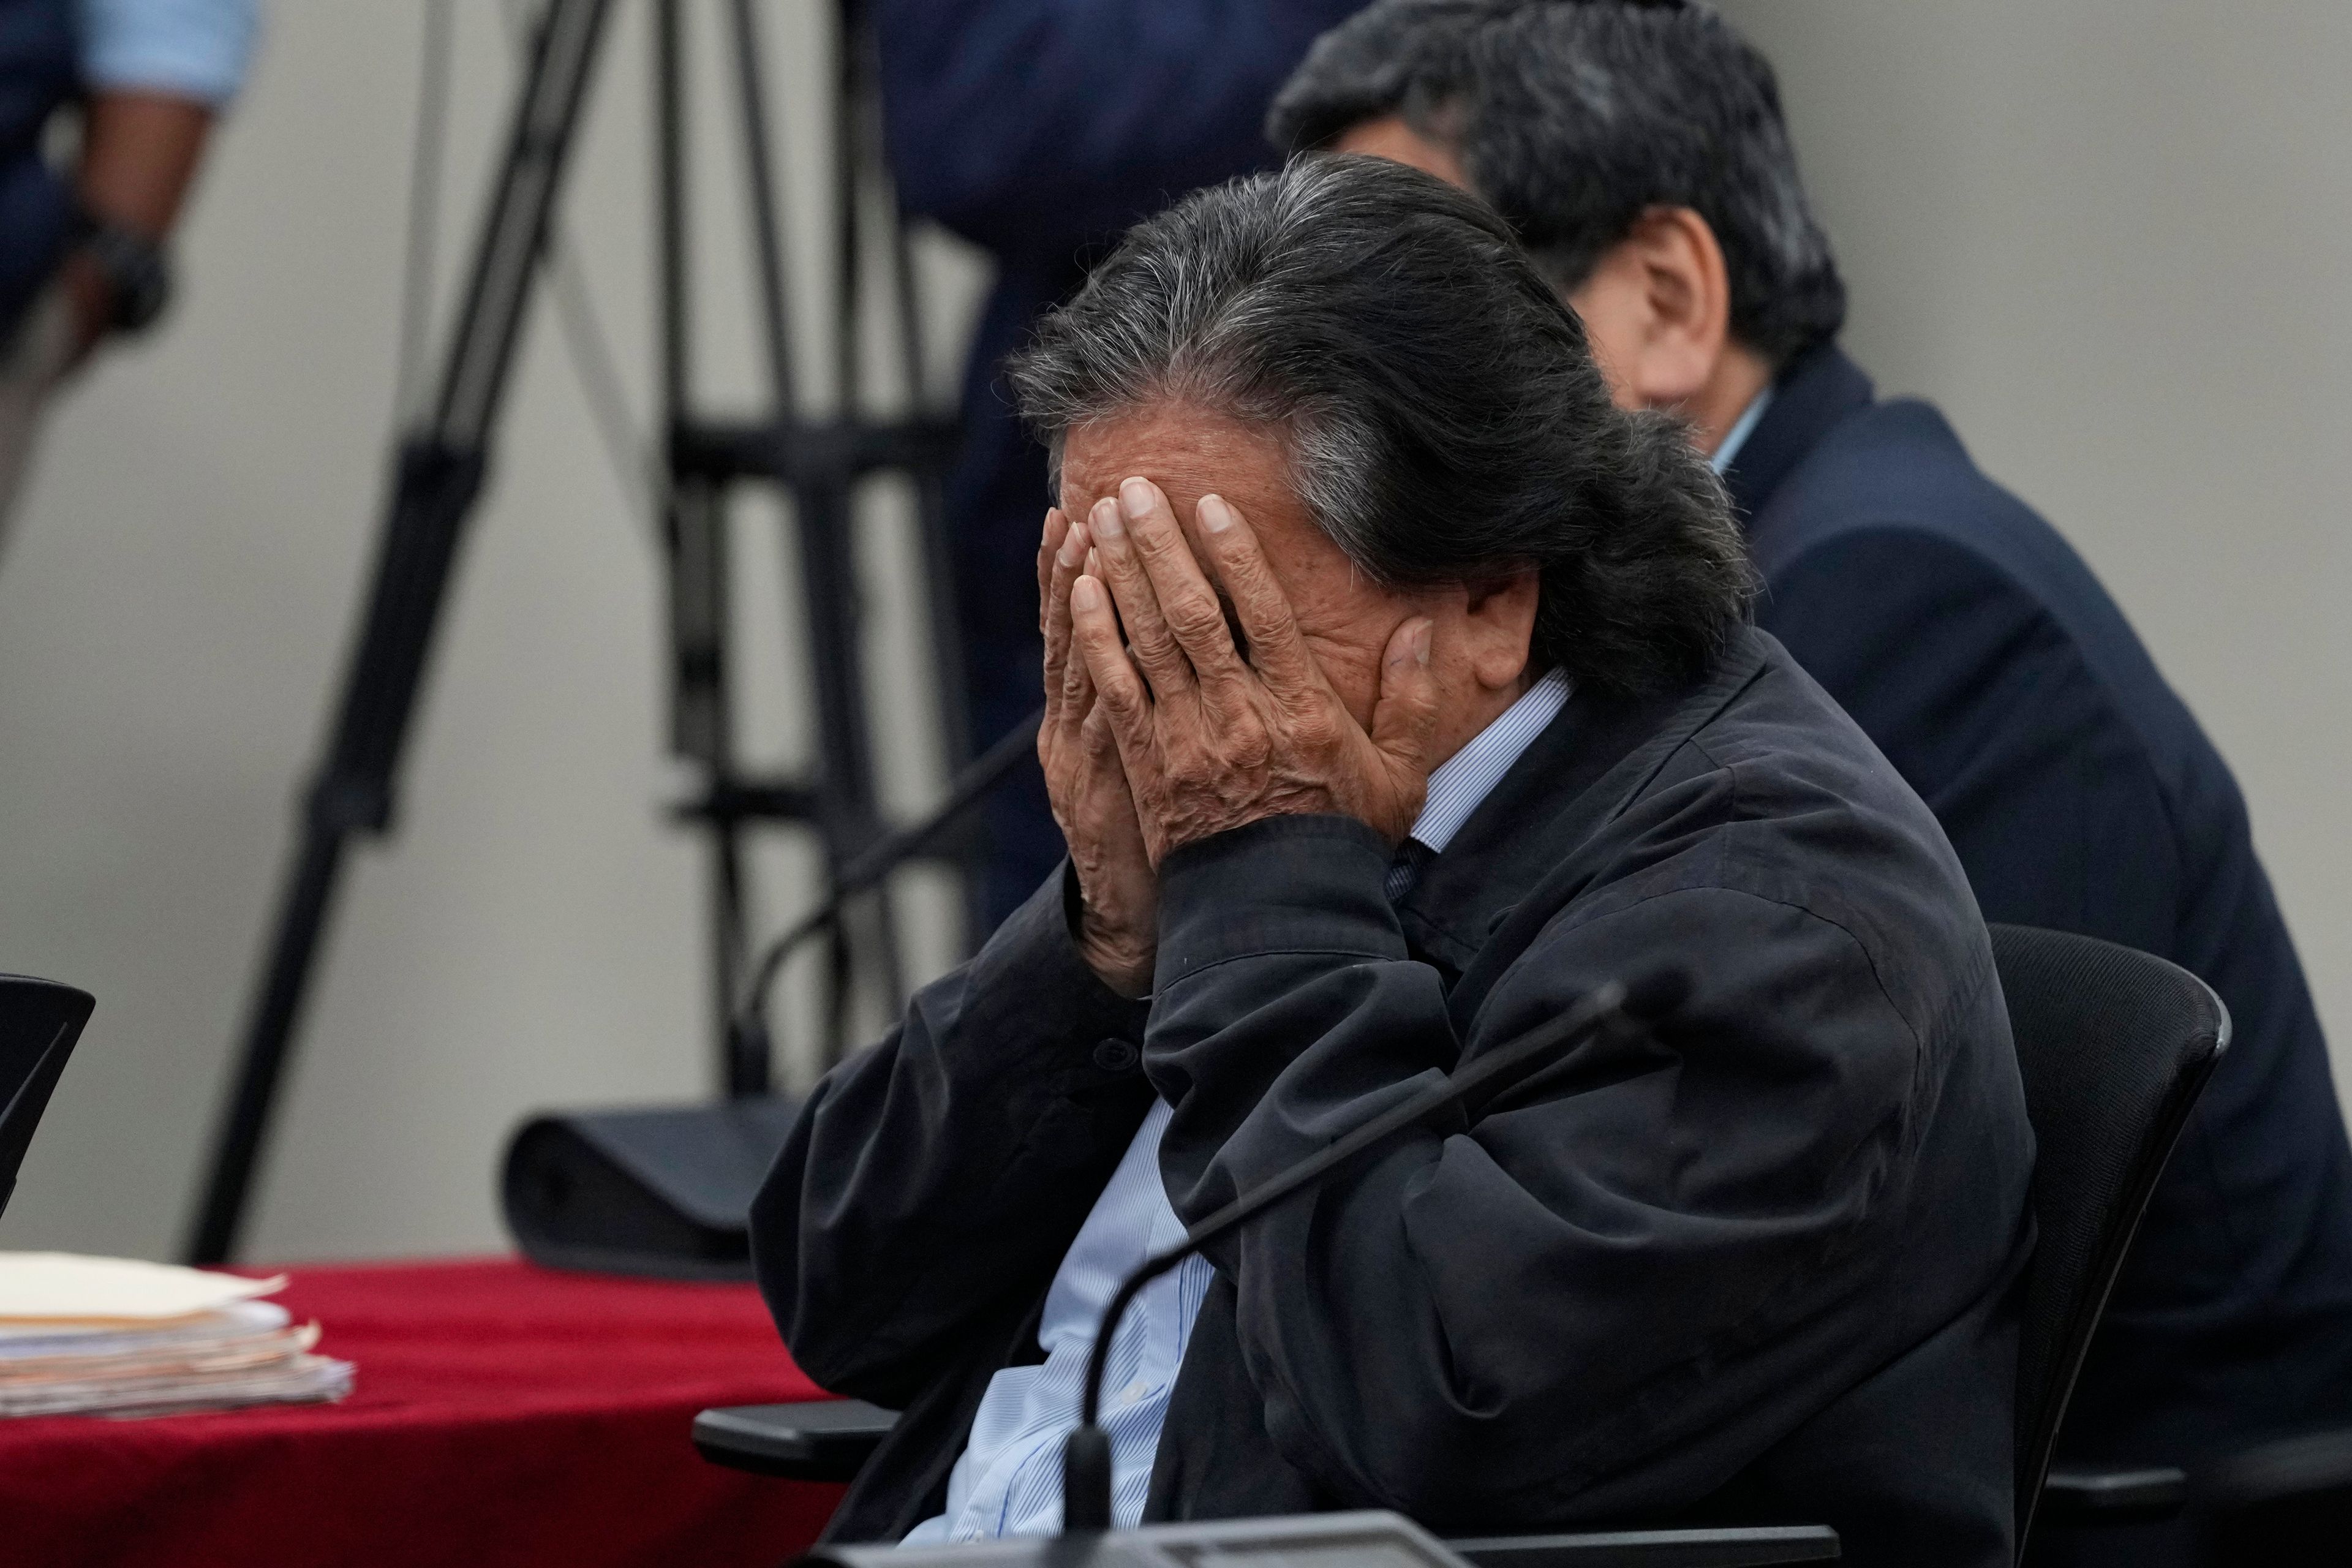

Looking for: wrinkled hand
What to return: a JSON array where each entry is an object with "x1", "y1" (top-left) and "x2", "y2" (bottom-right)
[
  {"x1": 1037, "y1": 506, "x2": 1158, "y2": 996},
  {"x1": 1068, "y1": 478, "x2": 1439, "y2": 867}
]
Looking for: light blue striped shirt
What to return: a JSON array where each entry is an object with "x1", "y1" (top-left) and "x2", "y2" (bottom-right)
[
  {"x1": 1401, "y1": 666, "x2": 1574, "y2": 859},
  {"x1": 902, "y1": 669, "x2": 1573, "y2": 1544},
  {"x1": 900, "y1": 1099, "x2": 1213, "y2": 1542}
]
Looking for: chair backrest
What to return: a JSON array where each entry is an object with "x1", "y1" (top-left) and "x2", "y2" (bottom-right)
[
  {"x1": 1988, "y1": 924, "x2": 2228, "y2": 1550},
  {"x1": 0, "y1": 974, "x2": 94, "y2": 1221}
]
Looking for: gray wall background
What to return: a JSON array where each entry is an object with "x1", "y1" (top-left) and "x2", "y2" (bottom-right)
[{"x1": 0, "y1": 1, "x2": 2345, "y2": 1262}]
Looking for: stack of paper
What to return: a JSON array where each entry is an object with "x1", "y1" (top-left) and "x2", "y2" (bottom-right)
[{"x1": 0, "y1": 1253, "x2": 353, "y2": 1417}]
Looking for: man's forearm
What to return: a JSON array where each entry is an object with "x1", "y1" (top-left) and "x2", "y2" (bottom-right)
[
  {"x1": 56, "y1": 91, "x2": 213, "y2": 356},
  {"x1": 752, "y1": 867, "x2": 1155, "y2": 1400},
  {"x1": 78, "y1": 89, "x2": 214, "y2": 237}
]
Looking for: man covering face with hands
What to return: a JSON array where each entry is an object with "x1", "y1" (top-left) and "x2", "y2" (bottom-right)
[
  {"x1": 1035, "y1": 412, "x2": 1528, "y2": 995},
  {"x1": 754, "y1": 157, "x2": 2034, "y2": 1568},
  {"x1": 1060, "y1": 475, "x2": 1441, "y2": 890}
]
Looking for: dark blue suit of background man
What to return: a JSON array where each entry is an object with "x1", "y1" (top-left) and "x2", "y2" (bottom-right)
[
  {"x1": 1272, "y1": 4, "x2": 2352, "y2": 1559},
  {"x1": 874, "y1": 1, "x2": 1365, "y2": 925}
]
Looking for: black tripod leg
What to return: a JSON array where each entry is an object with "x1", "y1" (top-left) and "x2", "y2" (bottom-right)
[
  {"x1": 847, "y1": 0, "x2": 983, "y2": 959},
  {"x1": 856, "y1": 17, "x2": 981, "y2": 957},
  {"x1": 184, "y1": 0, "x2": 617, "y2": 1265},
  {"x1": 652, "y1": 1, "x2": 763, "y2": 1090},
  {"x1": 186, "y1": 439, "x2": 486, "y2": 1265},
  {"x1": 792, "y1": 477, "x2": 906, "y2": 1058},
  {"x1": 669, "y1": 476, "x2": 758, "y2": 1090},
  {"x1": 185, "y1": 831, "x2": 347, "y2": 1266},
  {"x1": 729, "y1": 0, "x2": 905, "y2": 1060}
]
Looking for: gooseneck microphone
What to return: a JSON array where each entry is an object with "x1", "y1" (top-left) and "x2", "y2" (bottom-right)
[
  {"x1": 727, "y1": 706, "x2": 1045, "y2": 1067},
  {"x1": 1058, "y1": 967, "x2": 1693, "y2": 1533}
]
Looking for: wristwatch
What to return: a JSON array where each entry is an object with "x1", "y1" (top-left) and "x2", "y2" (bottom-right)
[{"x1": 70, "y1": 208, "x2": 173, "y2": 335}]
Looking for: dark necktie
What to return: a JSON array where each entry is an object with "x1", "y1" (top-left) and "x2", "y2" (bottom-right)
[{"x1": 1385, "y1": 839, "x2": 1434, "y2": 905}]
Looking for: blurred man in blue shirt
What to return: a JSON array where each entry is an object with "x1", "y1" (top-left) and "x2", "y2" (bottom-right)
[
  {"x1": 0, "y1": 0, "x2": 261, "y2": 544},
  {"x1": 875, "y1": 1, "x2": 1365, "y2": 924}
]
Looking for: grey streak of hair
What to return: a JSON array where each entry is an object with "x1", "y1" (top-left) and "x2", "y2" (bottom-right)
[{"x1": 1009, "y1": 154, "x2": 1754, "y2": 699}]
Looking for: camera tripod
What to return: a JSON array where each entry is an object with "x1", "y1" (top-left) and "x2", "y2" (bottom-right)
[{"x1": 185, "y1": 0, "x2": 976, "y2": 1264}]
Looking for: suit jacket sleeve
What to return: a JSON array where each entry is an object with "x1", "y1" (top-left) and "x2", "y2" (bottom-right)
[
  {"x1": 1145, "y1": 813, "x2": 1932, "y2": 1522},
  {"x1": 752, "y1": 869, "x2": 1155, "y2": 1406},
  {"x1": 1757, "y1": 527, "x2": 2180, "y2": 954},
  {"x1": 874, "y1": 0, "x2": 1364, "y2": 258}
]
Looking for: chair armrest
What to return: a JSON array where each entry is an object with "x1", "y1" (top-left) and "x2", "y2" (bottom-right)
[
  {"x1": 692, "y1": 1399, "x2": 899, "y2": 1482},
  {"x1": 1447, "y1": 1525, "x2": 1839, "y2": 1567},
  {"x1": 2035, "y1": 1466, "x2": 2189, "y2": 1525}
]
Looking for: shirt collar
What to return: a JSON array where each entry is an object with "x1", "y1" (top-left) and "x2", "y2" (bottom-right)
[
  {"x1": 1711, "y1": 386, "x2": 1774, "y2": 475},
  {"x1": 1406, "y1": 666, "x2": 1574, "y2": 855},
  {"x1": 1396, "y1": 390, "x2": 1752, "y2": 866}
]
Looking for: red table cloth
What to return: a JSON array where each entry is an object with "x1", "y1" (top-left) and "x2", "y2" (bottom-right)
[{"x1": 0, "y1": 1256, "x2": 846, "y2": 1567}]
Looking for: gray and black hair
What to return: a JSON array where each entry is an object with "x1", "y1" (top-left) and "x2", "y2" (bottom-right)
[
  {"x1": 1268, "y1": 0, "x2": 1845, "y2": 364},
  {"x1": 1006, "y1": 155, "x2": 1751, "y2": 699}
]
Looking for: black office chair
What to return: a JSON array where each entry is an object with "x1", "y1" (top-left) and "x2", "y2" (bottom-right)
[
  {"x1": 698, "y1": 924, "x2": 2228, "y2": 1566},
  {"x1": 1997, "y1": 927, "x2": 2229, "y2": 1546},
  {"x1": 0, "y1": 973, "x2": 94, "y2": 1221}
]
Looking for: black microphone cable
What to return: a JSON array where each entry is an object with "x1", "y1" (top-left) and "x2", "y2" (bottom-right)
[
  {"x1": 725, "y1": 706, "x2": 1045, "y2": 1077},
  {"x1": 1058, "y1": 967, "x2": 1694, "y2": 1532}
]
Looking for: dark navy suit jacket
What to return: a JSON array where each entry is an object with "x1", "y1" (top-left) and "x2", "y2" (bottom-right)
[
  {"x1": 0, "y1": 0, "x2": 80, "y2": 342},
  {"x1": 1727, "y1": 344, "x2": 2352, "y2": 1470}
]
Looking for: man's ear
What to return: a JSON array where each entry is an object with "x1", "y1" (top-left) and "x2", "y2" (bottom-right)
[
  {"x1": 1567, "y1": 205, "x2": 1734, "y2": 413},
  {"x1": 1461, "y1": 570, "x2": 1543, "y2": 692}
]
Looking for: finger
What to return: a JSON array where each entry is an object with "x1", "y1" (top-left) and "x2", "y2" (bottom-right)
[
  {"x1": 1086, "y1": 543, "x2": 1146, "y2": 711},
  {"x1": 1035, "y1": 507, "x2": 1070, "y2": 631},
  {"x1": 1192, "y1": 494, "x2": 1317, "y2": 694},
  {"x1": 1080, "y1": 699, "x2": 1147, "y2": 848},
  {"x1": 1044, "y1": 513, "x2": 1088, "y2": 668},
  {"x1": 1038, "y1": 511, "x2": 1064, "y2": 696},
  {"x1": 1118, "y1": 478, "x2": 1244, "y2": 695},
  {"x1": 1370, "y1": 616, "x2": 1442, "y2": 787},
  {"x1": 1041, "y1": 514, "x2": 1090, "y2": 726},
  {"x1": 1071, "y1": 573, "x2": 1153, "y2": 750},
  {"x1": 1090, "y1": 488, "x2": 1194, "y2": 699},
  {"x1": 1080, "y1": 698, "x2": 1123, "y2": 770},
  {"x1": 1058, "y1": 573, "x2": 1099, "y2": 743}
]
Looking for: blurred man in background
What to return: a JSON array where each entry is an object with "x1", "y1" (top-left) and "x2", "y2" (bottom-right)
[
  {"x1": 875, "y1": 1, "x2": 1365, "y2": 925},
  {"x1": 0, "y1": 0, "x2": 260, "y2": 551},
  {"x1": 1273, "y1": 1, "x2": 2352, "y2": 1555}
]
